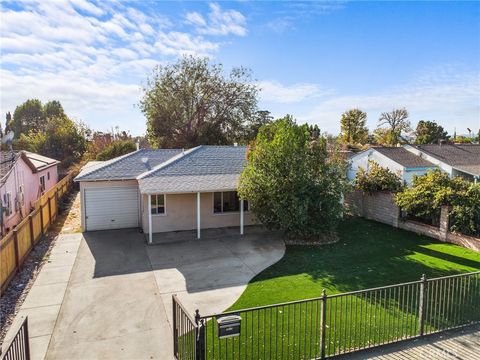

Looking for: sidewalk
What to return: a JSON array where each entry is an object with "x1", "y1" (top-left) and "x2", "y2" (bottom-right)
[
  {"x1": 338, "y1": 324, "x2": 480, "y2": 359},
  {"x1": 1, "y1": 233, "x2": 83, "y2": 360}
]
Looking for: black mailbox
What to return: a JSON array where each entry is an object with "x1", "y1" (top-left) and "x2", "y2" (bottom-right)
[{"x1": 217, "y1": 315, "x2": 241, "y2": 339}]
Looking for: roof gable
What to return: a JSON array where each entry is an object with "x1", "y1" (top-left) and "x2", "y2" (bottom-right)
[
  {"x1": 374, "y1": 147, "x2": 436, "y2": 168},
  {"x1": 74, "y1": 149, "x2": 182, "y2": 181}
]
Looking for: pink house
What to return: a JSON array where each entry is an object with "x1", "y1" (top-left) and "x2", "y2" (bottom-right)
[{"x1": 0, "y1": 151, "x2": 59, "y2": 236}]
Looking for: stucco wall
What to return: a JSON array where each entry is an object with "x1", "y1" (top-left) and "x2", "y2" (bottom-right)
[
  {"x1": 79, "y1": 180, "x2": 140, "y2": 231},
  {"x1": 141, "y1": 192, "x2": 256, "y2": 233}
]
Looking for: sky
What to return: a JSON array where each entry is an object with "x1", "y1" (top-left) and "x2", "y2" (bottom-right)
[{"x1": 1, "y1": 0, "x2": 479, "y2": 137}]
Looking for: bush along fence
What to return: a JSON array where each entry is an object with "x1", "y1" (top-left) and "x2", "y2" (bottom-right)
[
  {"x1": 173, "y1": 271, "x2": 480, "y2": 360},
  {"x1": 345, "y1": 191, "x2": 480, "y2": 252},
  {"x1": 0, "y1": 172, "x2": 75, "y2": 293}
]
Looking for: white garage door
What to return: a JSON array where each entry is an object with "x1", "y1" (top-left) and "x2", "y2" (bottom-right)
[{"x1": 84, "y1": 186, "x2": 139, "y2": 231}]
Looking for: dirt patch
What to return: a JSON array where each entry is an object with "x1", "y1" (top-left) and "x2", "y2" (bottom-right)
[
  {"x1": 0, "y1": 190, "x2": 81, "y2": 346},
  {"x1": 284, "y1": 232, "x2": 339, "y2": 246}
]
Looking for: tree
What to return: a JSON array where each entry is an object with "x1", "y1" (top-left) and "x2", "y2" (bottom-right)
[
  {"x1": 340, "y1": 109, "x2": 368, "y2": 144},
  {"x1": 12, "y1": 99, "x2": 45, "y2": 136},
  {"x1": 96, "y1": 140, "x2": 137, "y2": 161},
  {"x1": 43, "y1": 100, "x2": 66, "y2": 120},
  {"x1": 238, "y1": 116, "x2": 349, "y2": 239},
  {"x1": 415, "y1": 120, "x2": 449, "y2": 144},
  {"x1": 377, "y1": 108, "x2": 411, "y2": 146},
  {"x1": 355, "y1": 160, "x2": 404, "y2": 194},
  {"x1": 242, "y1": 110, "x2": 273, "y2": 143},
  {"x1": 18, "y1": 116, "x2": 87, "y2": 167},
  {"x1": 140, "y1": 56, "x2": 259, "y2": 148}
]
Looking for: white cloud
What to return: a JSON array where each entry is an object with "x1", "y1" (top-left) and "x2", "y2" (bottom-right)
[
  {"x1": 258, "y1": 81, "x2": 333, "y2": 103},
  {"x1": 0, "y1": 0, "x2": 245, "y2": 134},
  {"x1": 298, "y1": 67, "x2": 480, "y2": 134},
  {"x1": 186, "y1": 2, "x2": 246, "y2": 36}
]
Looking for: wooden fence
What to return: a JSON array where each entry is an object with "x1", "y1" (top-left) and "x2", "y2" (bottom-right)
[{"x1": 0, "y1": 172, "x2": 75, "y2": 293}]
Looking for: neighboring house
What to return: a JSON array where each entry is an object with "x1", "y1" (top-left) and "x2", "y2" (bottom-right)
[
  {"x1": 1, "y1": 151, "x2": 59, "y2": 235},
  {"x1": 347, "y1": 147, "x2": 437, "y2": 185},
  {"x1": 74, "y1": 146, "x2": 255, "y2": 242},
  {"x1": 404, "y1": 144, "x2": 480, "y2": 183}
]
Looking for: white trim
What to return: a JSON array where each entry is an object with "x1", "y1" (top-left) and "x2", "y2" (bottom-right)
[
  {"x1": 240, "y1": 199, "x2": 244, "y2": 235},
  {"x1": 197, "y1": 192, "x2": 201, "y2": 239},
  {"x1": 148, "y1": 194, "x2": 152, "y2": 244},
  {"x1": 150, "y1": 193, "x2": 167, "y2": 216}
]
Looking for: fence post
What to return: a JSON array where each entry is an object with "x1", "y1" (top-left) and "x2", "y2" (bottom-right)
[
  {"x1": 28, "y1": 214, "x2": 34, "y2": 247},
  {"x1": 48, "y1": 196, "x2": 52, "y2": 226},
  {"x1": 172, "y1": 296, "x2": 178, "y2": 357},
  {"x1": 24, "y1": 317, "x2": 31, "y2": 360},
  {"x1": 13, "y1": 229, "x2": 20, "y2": 269},
  {"x1": 195, "y1": 309, "x2": 205, "y2": 360},
  {"x1": 320, "y1": 289, "x2": 327, "y2": 359},
  {"x1": 418, "y1": 274, "x2": 427, "y2": 336},
  {"x1": 39, "y1": 204, "x2": 45, "y2": 235}
]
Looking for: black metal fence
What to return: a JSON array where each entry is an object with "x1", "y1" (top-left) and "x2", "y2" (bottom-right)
[
  {"x1": 173, "y1": 295, "x2": 198, "y2": 360},
  {"x1": 173, "y1": 271, "x2": 480, "y2": 360},
  {"x1": 0, "y1": 317, "x2": 30, "y2": 360}
]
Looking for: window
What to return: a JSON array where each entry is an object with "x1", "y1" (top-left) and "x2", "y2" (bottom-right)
[
  {"x1": 150, "y1": 194, "x2": 165, "y2": 215},
  {"x1": 5, "y1": 192, "x2": 12, "y2": 216},
  {"x1": 40, "y1": 175, "x2": 46, "y2": 192},
  {"x1": 47, "y1": 172, "x2": 50, "y2": 180},
  {"x1": 213, "y1": 191, "x2": 248, "y2": 214},
  {"x1": 19, "y1": 185, "x2": 25, "y2": 207}
]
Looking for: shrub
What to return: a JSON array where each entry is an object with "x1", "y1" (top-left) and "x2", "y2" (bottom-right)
[
  {"x1": 355, "y1": 160, "x2": 403, "y2": 194},
  {"x1": 238, "y1": 116, "x2": 350, "y2": 240},
  {"x1": 96, "y1": 140, "x2": 137, "y2": 161}
]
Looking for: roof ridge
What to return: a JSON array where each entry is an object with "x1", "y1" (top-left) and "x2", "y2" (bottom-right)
[
  {"x1": 137, "y1": 146, "x2": 203, "y2": 180},
  {"x1": 75, "y1": 149, "x2": 142, "y2": 180}
]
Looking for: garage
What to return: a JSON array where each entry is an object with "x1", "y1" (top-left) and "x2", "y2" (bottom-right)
[{"x1": 84, "y1": 186, "x2": 139, "y2": 231}]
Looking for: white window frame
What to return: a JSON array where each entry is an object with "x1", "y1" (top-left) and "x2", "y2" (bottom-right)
[
  {"x1": 40, "y1": 175, "x2": 46, "y2": 192},
  {"x1": 212, "y1": 191, "x2": 248, "y2": 215},
  {"x1": 150, "y1": 194, "x2": 166, "y2": 216}
]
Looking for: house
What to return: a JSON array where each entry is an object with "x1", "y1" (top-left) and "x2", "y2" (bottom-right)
[
  {"x1": 74, "y1": 146, "x2": 255, "y2": 242},
  {"x1": 347, "y1": 147, "x2": 437, "y2": 185},
  {"x1": 1, "y1": 151, "x2": 59, "y2": 235},
  {"x1": 404, "y1": 144, "x2": 480, "y2": 183}
]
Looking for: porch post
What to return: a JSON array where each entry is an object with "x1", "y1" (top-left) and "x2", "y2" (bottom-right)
[
  {"x1": 148, "y1": 194, "x2": 153, "y2": 244},
  {"x1": 197, "y1": 192, "x2": 201, "y2": 239},
  {"x1": 240, "y1": 199, "x2": 244, "y2": 235}
]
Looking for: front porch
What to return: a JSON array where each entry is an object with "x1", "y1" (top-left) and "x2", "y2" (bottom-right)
[{"x1": 147, "y1": 225, "x2": 274, "y2": 245}]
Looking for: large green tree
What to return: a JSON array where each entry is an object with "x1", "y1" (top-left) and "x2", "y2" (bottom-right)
[
  {"x1": 10, "y1": 99, "x2": 68, "y2": 138},
  {"x1": 17, "y1": 117, "x2": 87, "y2": 167},
  {"x1": 340, "y1": 108, "x2": 368, "y2": 144},
  {"x1": 377, "y1": 108, "x2": 411, "y2": 145},
  {"x1": 415, "y1": 120, "x2": 449, "y2": 144},
  {"x1": 140, "y1": 56, "x2": 259, "y2": 148},
  {"x1": 238, "y1": 116, "x2": 349, "y2": 239},
  {"x1": 96, "y1": 140, "x2": 137, "y2": 161}
]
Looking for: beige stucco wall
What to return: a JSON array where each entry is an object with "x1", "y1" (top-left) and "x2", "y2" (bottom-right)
[
  {"x1": 141, "y1": 192, "x2": 256, "y2": 233},
  {"x1": 79, "y1": 180, "x2": 140, "y2": 231}
]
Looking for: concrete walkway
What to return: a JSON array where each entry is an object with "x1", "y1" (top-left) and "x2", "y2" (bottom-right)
[
  {"x1": 20, "y1": 228, "x2": 284, "y2": 359},
  {"x1": 2, "y1": 233, "x2": 82, "y2": 360},
  {"x1": 338, "y1": 324, "x2": 480, "y2": 360}
]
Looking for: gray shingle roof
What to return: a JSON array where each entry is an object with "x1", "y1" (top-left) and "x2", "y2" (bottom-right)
[
  {"x1": 374, "y1": 147, "x2": 436, "y2": 168},
  {"x1": 75, "y1": 149, "x2": 182, "y2": 181},
  {"x1": 138, "y1": 146, "x2": 247, "y2": 194},
  {"x1": 415, "y1": 144, "x2": 480, "y2": 175}
]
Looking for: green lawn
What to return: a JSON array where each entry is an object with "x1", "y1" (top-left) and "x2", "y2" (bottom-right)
[
  {"x1": 196, "y1": 219, "x2": 480, "y2": 360},
  {"x1": 230, "y1": 218, "x2": 480, "y2": 309}
]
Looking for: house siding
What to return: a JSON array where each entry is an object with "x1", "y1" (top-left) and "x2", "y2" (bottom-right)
[{"x1": 141, "y1": 192, "x2": 256, "y2": 233}]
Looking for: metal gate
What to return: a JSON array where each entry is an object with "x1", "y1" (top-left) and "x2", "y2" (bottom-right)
[{"x1": 172, "y1": 295, "x2": 198, "y2": 360}]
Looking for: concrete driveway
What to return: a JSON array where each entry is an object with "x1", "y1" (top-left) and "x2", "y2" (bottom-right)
[{"x1": 45, "y1": 228, "x2": 285, "y2": 359}]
